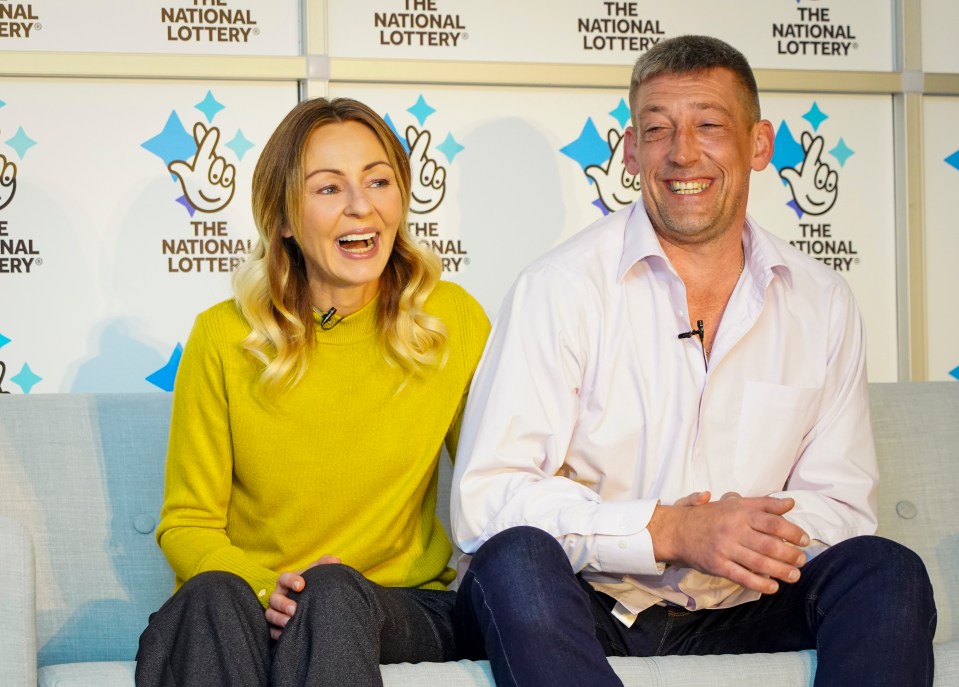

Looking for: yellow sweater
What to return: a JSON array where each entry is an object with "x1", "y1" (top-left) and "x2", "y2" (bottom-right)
[{"x1": 156, "y1": 281, "x2": 490, "y2": 606}]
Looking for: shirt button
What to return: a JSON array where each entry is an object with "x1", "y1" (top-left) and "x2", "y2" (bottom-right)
[{"x1": 618, "y1": 541, "x2": 628, "y2": 549}]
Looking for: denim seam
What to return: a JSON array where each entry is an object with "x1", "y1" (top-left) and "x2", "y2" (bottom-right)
[{"x1": 474, "y1": 576, "x2": 520, "y2": 686}]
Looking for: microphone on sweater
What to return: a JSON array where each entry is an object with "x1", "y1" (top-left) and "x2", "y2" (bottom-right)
[{"x1": 319, "y1": 307, "x2": 337, "y2": 328}]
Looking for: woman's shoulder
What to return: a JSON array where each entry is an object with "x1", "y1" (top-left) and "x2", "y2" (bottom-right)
[
  {"x1": 426, "y1": 280, "x2": 489, "y2": 328},
  {"x1": 191, "y1": 298, "x2": 249, "y2": 342}
]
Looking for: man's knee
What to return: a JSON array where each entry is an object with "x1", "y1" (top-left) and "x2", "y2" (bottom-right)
[
  {"x1": 827, "y1": 536, "x2": 935, "y2": 612},
  {"x1": 470, "y1": 526, "x2": 570, "y2": 580}
]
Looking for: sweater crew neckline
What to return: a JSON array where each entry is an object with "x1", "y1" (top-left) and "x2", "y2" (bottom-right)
[{"x1": 312, "y1": 295, "x2": 379, "y2": 345}]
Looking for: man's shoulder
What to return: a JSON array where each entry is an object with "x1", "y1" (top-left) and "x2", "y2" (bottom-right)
[
  {"x1": 754, "y1": 223, "x2": 856, "y2": 299},
  {"x1": 521, "y1": 204, "x2": 633, "y2": 282}
]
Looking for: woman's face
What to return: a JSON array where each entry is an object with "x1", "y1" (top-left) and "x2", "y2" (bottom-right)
[{"x1": 286, "y1": 120, "x2": 403, "y2": 310}]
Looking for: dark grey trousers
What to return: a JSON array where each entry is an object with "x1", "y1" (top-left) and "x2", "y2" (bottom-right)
[{"x1": 135, "y1": 565, "x2": 458, "y2": 687}]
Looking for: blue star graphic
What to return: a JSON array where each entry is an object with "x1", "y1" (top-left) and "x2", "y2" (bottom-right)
[
  {"x1": 141, "y1": 111, "x2": 197, "y2": 174},
  {"x1": 560, "y1": 118, "x2": 610, "y2": 172},
  {"x1": 946, "y1": 150, "x2": 959, "y2": 171},
  {"x1": 609, "y1": 99, "x2": 631, "y2": 128},
  {"x1": 384, "y1": 114, "x2": 410, "y2": 155},
  {"x1": 146, "y1": 343, "x2": 183, "y2": 392},
  {"x1": 407, "y1": 95, "x2": 436, "y2": 126},
  {"x1": 787, "y1": 198, "x2": 804, "y2": 219},
  {"x1": 950, "y1": 364, "x2": 959, "y2": 381},
  {"x1": 0, "y1": 99, "x2": 6, "y2": 109},
  {"x1": 225, "y1": 129, "x2": 255, "y2": 161},
  {"x1": 770, "y1": 121, "x2": 804, "y2": 182},
  {"x1": 0, "y1": 332, "x2": 10, "y2": 349},
  {"x1": 11, "y1": 362, "x2": 41, "y2": 394},
  {"x1": 592, "y1": 197, "x2": 610, "y2": 216},
  {"x1": 5, "y1": 126, "x2": 37, "y2": 159},
  {"x1": 195, "y1": 90, "x2": 225, "y2": 123},
  {"x1": 829, "y1": 137, "x2": 855, "y2": 167},
  {"x1": 176, "y1": 195, "x2": 197, "y2": 217},
  {"x1": 802, "y1": 102, "x2": 829, "y2": 132},
  {"x1": 436, "y1": 133, "x2": 465, "y2": 163}
]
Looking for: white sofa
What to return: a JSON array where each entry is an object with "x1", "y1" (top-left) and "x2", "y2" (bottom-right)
[{"x1": 1, "y1": 383, "x2": 957, "y2": 686}]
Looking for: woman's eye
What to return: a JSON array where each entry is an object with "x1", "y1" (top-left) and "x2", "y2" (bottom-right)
[{"x1": 369, "y1": 178, "x2": 389, "y2": 188}]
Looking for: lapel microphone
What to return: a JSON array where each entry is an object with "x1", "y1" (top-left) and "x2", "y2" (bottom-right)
[{"x1": 678, "y1": 319, "x2": 705, "y2": 342}]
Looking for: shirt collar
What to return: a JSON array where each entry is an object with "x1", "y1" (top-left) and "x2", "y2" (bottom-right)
[{"x1": 617, "y1": 201, "x2": 792, "y2": 286}]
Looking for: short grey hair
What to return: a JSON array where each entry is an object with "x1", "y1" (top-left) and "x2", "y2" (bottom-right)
[{"x1": 629, "y1": 35, "x2": 761, "y2": 124}]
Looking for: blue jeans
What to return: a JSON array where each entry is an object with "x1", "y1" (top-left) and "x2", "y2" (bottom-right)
[{"x1": 455, "y1": 526, "x2": 936, "y2": 687}]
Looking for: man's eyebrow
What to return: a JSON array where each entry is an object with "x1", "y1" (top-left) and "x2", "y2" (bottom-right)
[
  {"x1": 640, "y1": 101, "x2": 733, "y2": 116},
  {"x1": 304, "y1": 160, "x2": 391, "y2": 180}
]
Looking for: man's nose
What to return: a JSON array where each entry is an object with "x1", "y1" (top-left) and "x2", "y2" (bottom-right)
[{"x1": 669, "y1": 126, "x2": 700, "y2": 166}]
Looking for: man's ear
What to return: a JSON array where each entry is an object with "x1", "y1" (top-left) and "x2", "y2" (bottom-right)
[{"x1": 751, "y1": 119, "x2": 775, "y2": 172}]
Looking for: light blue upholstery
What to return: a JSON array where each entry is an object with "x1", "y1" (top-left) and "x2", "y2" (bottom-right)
[{"x1": 0, "y1": 383, "x2": 957, "y2": 686}]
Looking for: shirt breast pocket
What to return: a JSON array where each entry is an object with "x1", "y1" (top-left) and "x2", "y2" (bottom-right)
[{"x1": 734, "y1": 381, "x2": 822, "y2": 495}]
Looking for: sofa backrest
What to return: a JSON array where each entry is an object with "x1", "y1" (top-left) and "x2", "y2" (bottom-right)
[
  {"x1": 0, "y1": 393, "x2": 172, "y2": 666},
  {"x1": 870, "y1": 382, "x2": 959, "y2": 644},
  {"x1": 0, "y1": 382, "x2": 956, "y2": 667}
]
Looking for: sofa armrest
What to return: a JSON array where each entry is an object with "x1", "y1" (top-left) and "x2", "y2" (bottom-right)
[{"x1": 0, "y1": 516, "x2": 37, "y2": 687}]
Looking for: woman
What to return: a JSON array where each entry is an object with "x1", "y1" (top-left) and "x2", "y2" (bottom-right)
[{"x1": 136, "y1": 98, "x2": 490, "y2": 686}]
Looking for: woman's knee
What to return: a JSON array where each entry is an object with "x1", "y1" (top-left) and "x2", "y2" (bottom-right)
[{"x1": 293, "y1": 563, "x2": 382, "y2": 623}]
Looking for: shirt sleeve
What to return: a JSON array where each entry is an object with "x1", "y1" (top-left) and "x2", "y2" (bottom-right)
[
  {"x1": 155, "y1": 308, "x2": 279, "y2": 606},
  {"x1": 451, "y1": 265, "x2": 662, "y2": 576},
  {"x1": 772, "y1": 281, "x2": 878, "y2": 545}
]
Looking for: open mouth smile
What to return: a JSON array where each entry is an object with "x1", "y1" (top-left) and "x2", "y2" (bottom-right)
[
  {"x1": 338, "y1": 232, "x2": 377, "y2": 254},
  {"x1": 669, "y1": 180, "x2": 711, "y2": 195}
]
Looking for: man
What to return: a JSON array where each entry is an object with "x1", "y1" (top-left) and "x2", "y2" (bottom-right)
[{"x1": 451, "y1": 35, "x2": 936, "y2": 686}]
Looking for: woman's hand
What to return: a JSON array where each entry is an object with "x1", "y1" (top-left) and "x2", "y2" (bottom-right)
[{"x1": 265, "y1": 554, "x2": 341, "y2": 640}]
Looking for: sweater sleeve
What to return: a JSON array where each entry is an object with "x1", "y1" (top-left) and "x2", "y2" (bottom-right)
[
  {"x1": 156, "y1": 306, "x2": 280, "y2": 606},
  {"x1": 442, "y1": 283, "x2": 491, "y2": 462}
]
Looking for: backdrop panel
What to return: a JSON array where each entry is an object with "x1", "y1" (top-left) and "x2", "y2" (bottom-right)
[
  {"x1": 922, "y1": 97, "x2": 959, "y2": 381},
  {"x1": 0, "y1": 0, "x2": 300, "y2": 56},
  {"x1": 0, "y1": 79, "x2": 299, "y2": 394},
  {"x1": 327, "y1": 0, "x2": 894, "y2": 71},
  {"x1": 330, "y1": 85, "x2": 899, "y2": 381},
  {"x1": 921, "y1": 0, "x2": 959, "y2": 74}
]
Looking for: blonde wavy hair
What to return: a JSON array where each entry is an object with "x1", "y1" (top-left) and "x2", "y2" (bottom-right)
[{"x1": 233, "y1": 97, "x2": 447, "y2": 392}]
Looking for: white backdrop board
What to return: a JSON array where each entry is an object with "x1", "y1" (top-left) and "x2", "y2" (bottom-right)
[
  {"x1": 329, "y1": 84, "x2": 899, "y2": 381},
  {"x1": 0, "y1": 79, "x2": 299, "y2": 394},
  {"x1": 922, "y1": 97, "x2": 959, "y2": 381},
  {"x1": 327, "y1": 0, "x2": 894, "y2": 71},
  {"x1": 921, "y1": 0, "x2": 959, "y2": 74},
  {"x1": 0, "y1": 0, "x2": 300, "y2": 55}
]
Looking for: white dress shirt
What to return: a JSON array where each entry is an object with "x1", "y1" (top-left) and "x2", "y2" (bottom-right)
[{"x1": 451, "y1": 201, "x2": 877, "y2": 623}]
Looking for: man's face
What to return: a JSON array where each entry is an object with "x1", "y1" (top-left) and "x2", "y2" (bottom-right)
[{"x1": 624, "y1": 67, "x2": 773, "y2": 246}]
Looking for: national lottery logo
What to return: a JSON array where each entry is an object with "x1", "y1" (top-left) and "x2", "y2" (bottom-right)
[
  {"x1": 770, "y1": 101, "x2": 859, "y2": 272},
  {"x1": 0, "y1": 103, "x2": 43, "y2": 276},
  {"x1": 561, "y1": 98, "x2": 642, "y2": 215},
  {"x1": 382, "y1": 94, "x2": 471, "y2": 273},
  {"x1": 141, "y1": 90, "x2": 257, "y2": 275},
  {"x1": 142, "y1": 90, "x2": 251, "y2": 216},
  {"x1": 772, "y1": 0, "x2": 859, "y2": 58}
]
